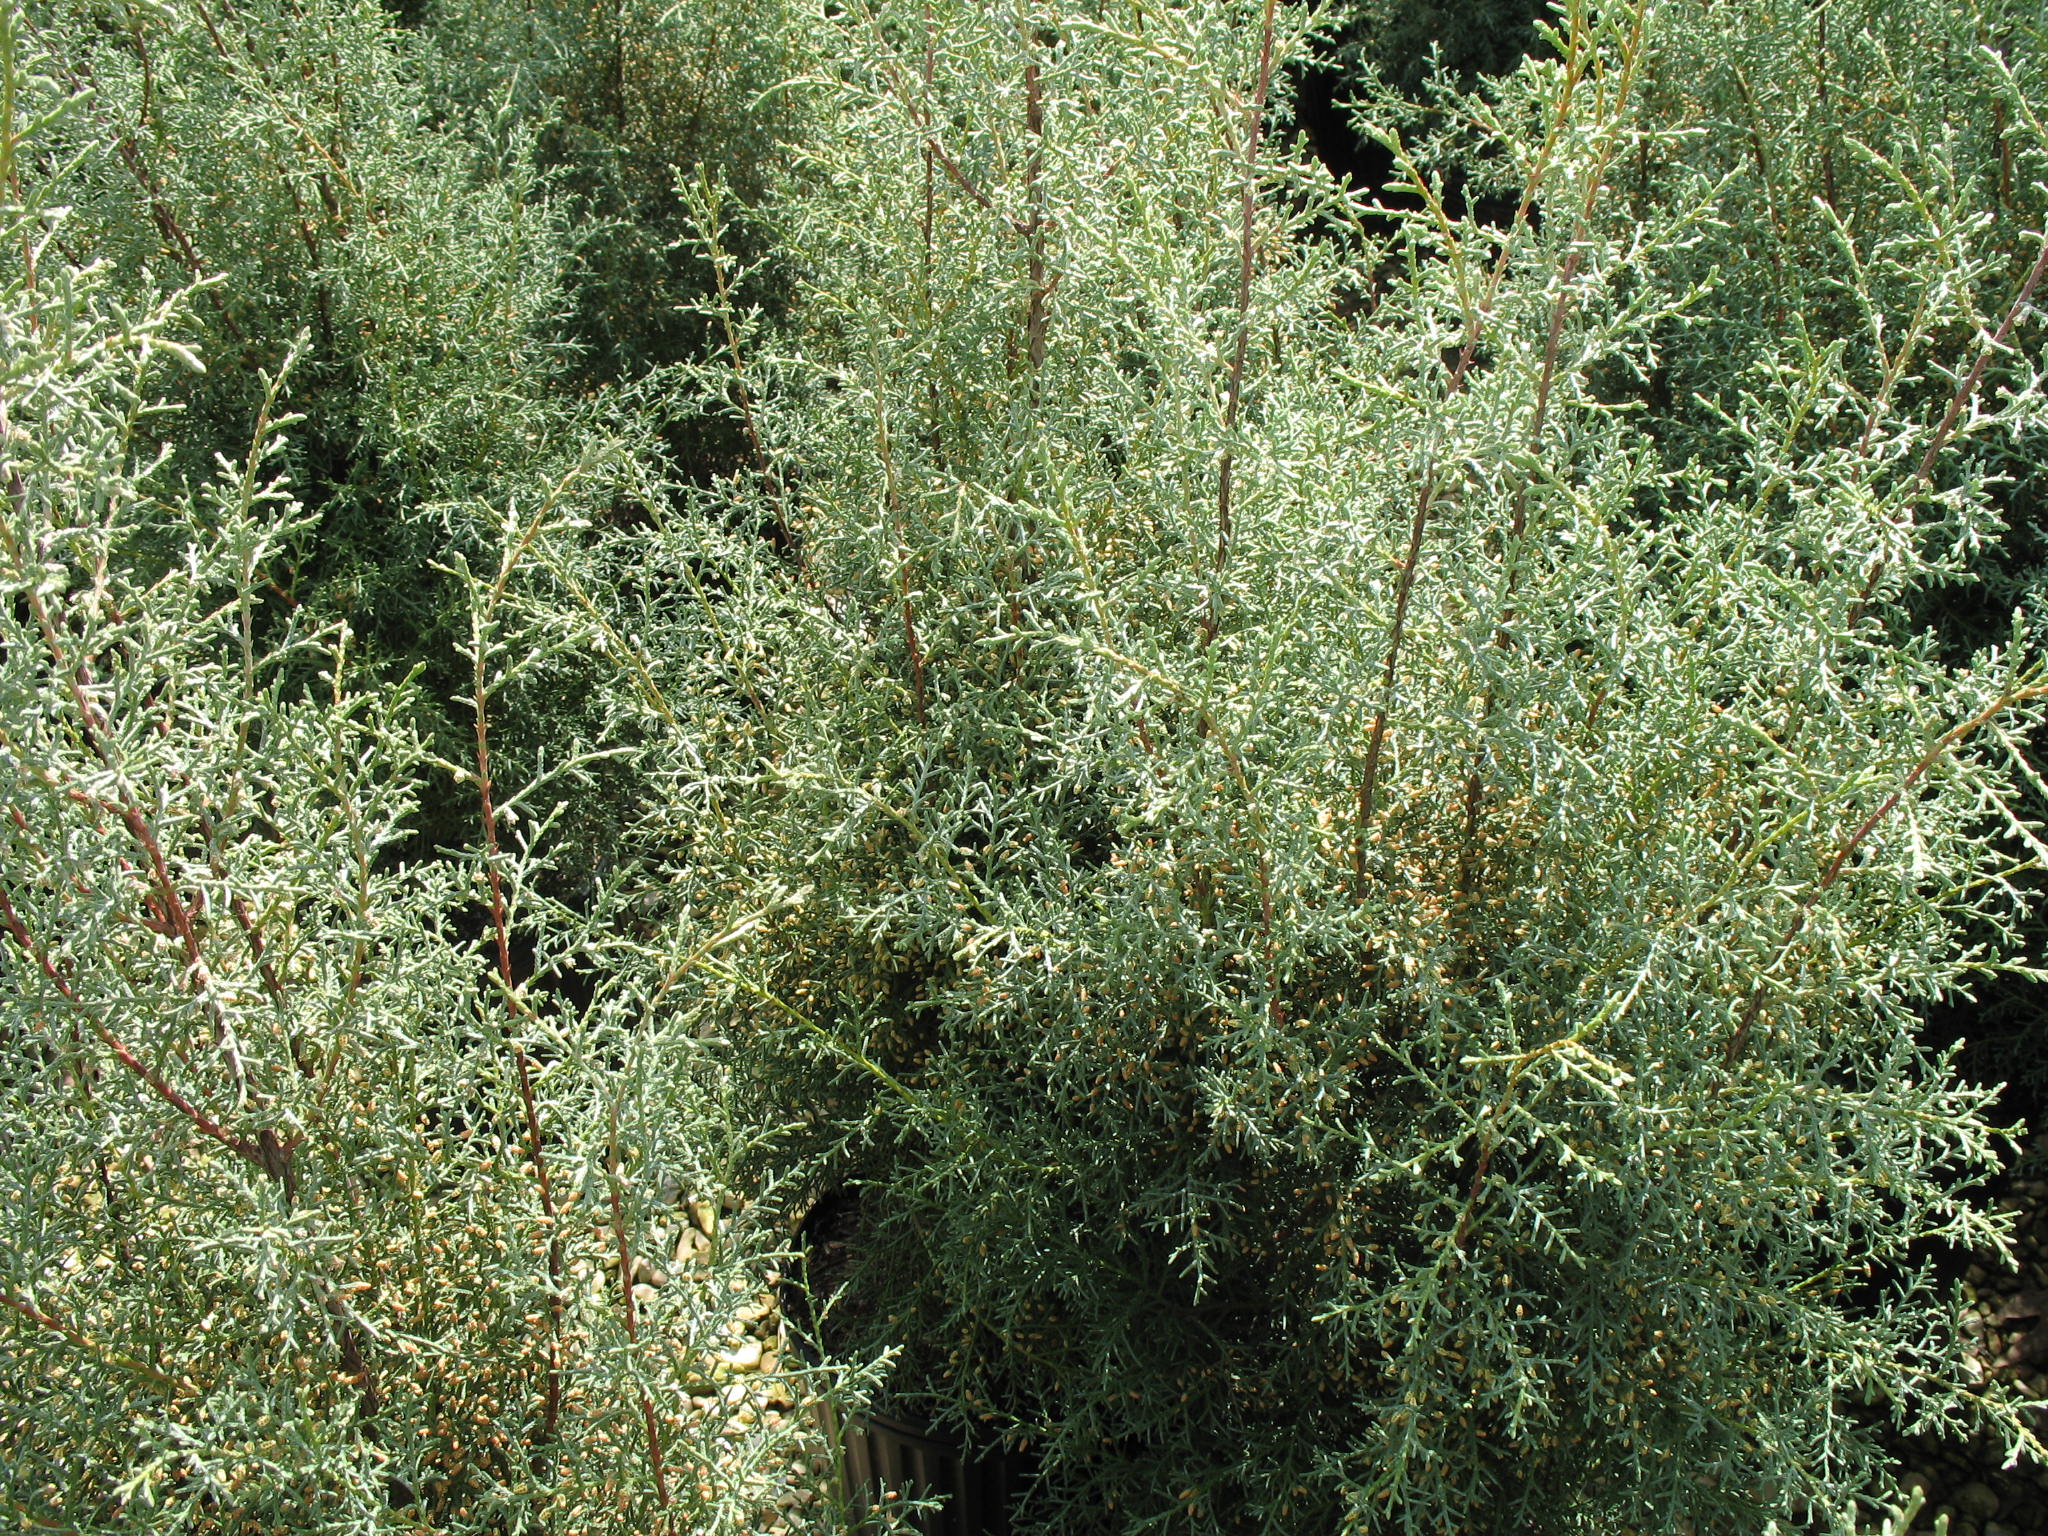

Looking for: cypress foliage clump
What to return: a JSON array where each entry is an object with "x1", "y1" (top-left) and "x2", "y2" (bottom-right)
[
  {"x1": 416, "y1": 0, "x2": 805, "y2": 403},
  {"x1": 19, "y1": 0, "x2": 800, "y2": 863},
  {"x1": 0, "y1": 4, "x2": 869, "y2": 1530},
  {"x1": 673, "y1": 0, "x2": 2048, "y2": 1530},
  {"x1": 29, "y1": 0, "x2": 579, "y2": 591},
  {"x1": 9, "y1": 0, "x2": 2048, "y2": 1531}
]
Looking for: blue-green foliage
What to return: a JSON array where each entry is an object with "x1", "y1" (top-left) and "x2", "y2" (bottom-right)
[
  {"x1": 662, "y1": 2, "x2": 2048, "y2": 1531},
  {"x1": 9, "y1": 0, "x2": 2048, "y2": 1531},
  {"x1": 0, "y1": 4, "x2": 864, "y2": 1531}
]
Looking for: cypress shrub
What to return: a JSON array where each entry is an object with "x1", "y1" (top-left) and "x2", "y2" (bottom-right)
[
  {"x1": 10, "y1": 0, "x2": 2048, "y2": 1530},
  {"x1": 678, "y1": 1, "x2": 2048, "y2": 1530},
  {"x1": 0, "y1": 5, "x2": 869, "y2": 1529}
]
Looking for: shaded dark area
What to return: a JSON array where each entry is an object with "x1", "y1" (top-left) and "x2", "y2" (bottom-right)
[
  {"x1": 1288, "y1": 0, "x2": 1548, "y2": 231},
  {"x1": 790, "y1": 1190, "x2": 1036, "y2": 1536},
  {"x1": 1915, "y1": 448, "x2": 2048, "y2": 1141},
  {"x1": 1288, "y1": 54, "x2": 1391, "y2": 196},
  {"x1": 1318, "y1": 0, "x2": 1550, "y2": 99}
]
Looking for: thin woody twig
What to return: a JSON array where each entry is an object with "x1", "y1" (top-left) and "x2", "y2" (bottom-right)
[
  {"x1": 1842, "y1": 231, "x2": 2048, "y2": 636},
  {"x1": 1444, "y1": 0, "x2": 1650, "y2": 912},
  {"x1": 606, "y1": 1107, "x2": 670, "y2": 1516},
  {"x1": 462, "y1": 498, "x2": 596, "y2": 1448},
  {"x1": 0, "y1": 880, "x2": 273, "y2": 1174},
  {"x1": 1202, "y1": 0, "x2": 1279, "y2": 646},
  {"x1": 1023, "y1": 40, "x2": 1049, "y2": 374},
  {"x1": 0, "y1": 1286, "x2": 176, "y2": 1390},
  {"x1": 1351, "y1": 5, "x2": 1608, "y2": 893},
  {"x1": 1353, "y1": 477, "x2": 1438, "y2": 893}
]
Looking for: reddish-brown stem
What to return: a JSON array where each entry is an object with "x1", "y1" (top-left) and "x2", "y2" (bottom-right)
[
  {"x1": 1443, "y1": 1, "x2": 1651, "y2": 914},
  {"x1": 1349, "y1": 9, "x2": 1607, "y2": 894},
  {"x1": 1522, "y1": 251, "x2": 1585, "y2": 484},
  {"x1": 7, "y1": 581, "x2": 310, "y2": 1198},
  {"x1": 19, "y1": 15, "x2": 245, "y2": 336},
  {"x1": 1451, "y1": 1143, "x2": 1496, "y2": 1252},
  {"x1": 471, "y1": 655, "x2": 565, "y2": 1444},
  {"x1": 1023, "y1": 51, "x2": 1049, "y2": 374},
  {"x1": 22, "y1": 575, "x2": 262, "y2": 1106},
  {"x1": 13, "y1": 568, "x2": 272, "y2": 1132},
  {"x1": 1911, "y1": 234, "x2": 2048, "y2": 491},
  {"x1": 323, "y1": 1285, "x2": 383, "y2": 1422},
  {"x1": 228, "y1": 887, "x2": 287, "y2": 1011},
  {"x1": 0, "y1": 880, "x2": 272, "y2": 1173},
  {"x1": 186, "y1": 0, "x2": 232, "y2": 61},
  {"x1": 0, "y1": 1286, "x2": 175, "y2": 1389},
  {"x1": 927, "y1": 129, "x2": 999, "y2": 213},
  {"x1": 190, "y1": 800, "x2": 309, "y2": 1076},
  {"x1": 1201, "y1": 0, "x2": 1279, "y2": 645},
  {"x1": 1354, "y1": 478, "x2": 1438, "y2": 891},
  {"x1": 1454, "y1": 247, "x2": 1587, "y2": 902},
  {"x1": 1849, "y1": 231, "x2": 2048, "y2": 622},
  {"x1": 861, "y1": 22, "x2": 1001, "y2": 218},
  {"x1": 114, "y1": 142, "x2": 232, "y2": 327},
  {"x1": 1444, "y1": 8, "x2": 1594, "y2": 391},
  {"x1": 114, "y1": 803, "x2": 204, "y2": 970},
  {"x1": 606, "y1": 1132, "x2": 670, "y2": 1512},
  {"x1": 901, "y1": 591, "x2": 929, "y2": 725}
]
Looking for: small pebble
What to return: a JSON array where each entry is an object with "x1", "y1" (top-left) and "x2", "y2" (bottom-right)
[{"x1": 1957, "y1": 1482, "x2": 2001, "y2": 1522}]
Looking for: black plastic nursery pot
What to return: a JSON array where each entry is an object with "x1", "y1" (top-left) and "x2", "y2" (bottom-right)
[
  {"x1": 789, "y1": 1189, "x2": 1029, "y2": 1535},
  {"x1": 814, "y1": 1402, "x2": 1024, "y2": 1536}
]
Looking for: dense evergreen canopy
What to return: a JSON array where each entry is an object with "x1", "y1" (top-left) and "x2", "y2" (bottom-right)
[{"x1": 3, "y1": 1, "x2": 2048, "y2": 1532}]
